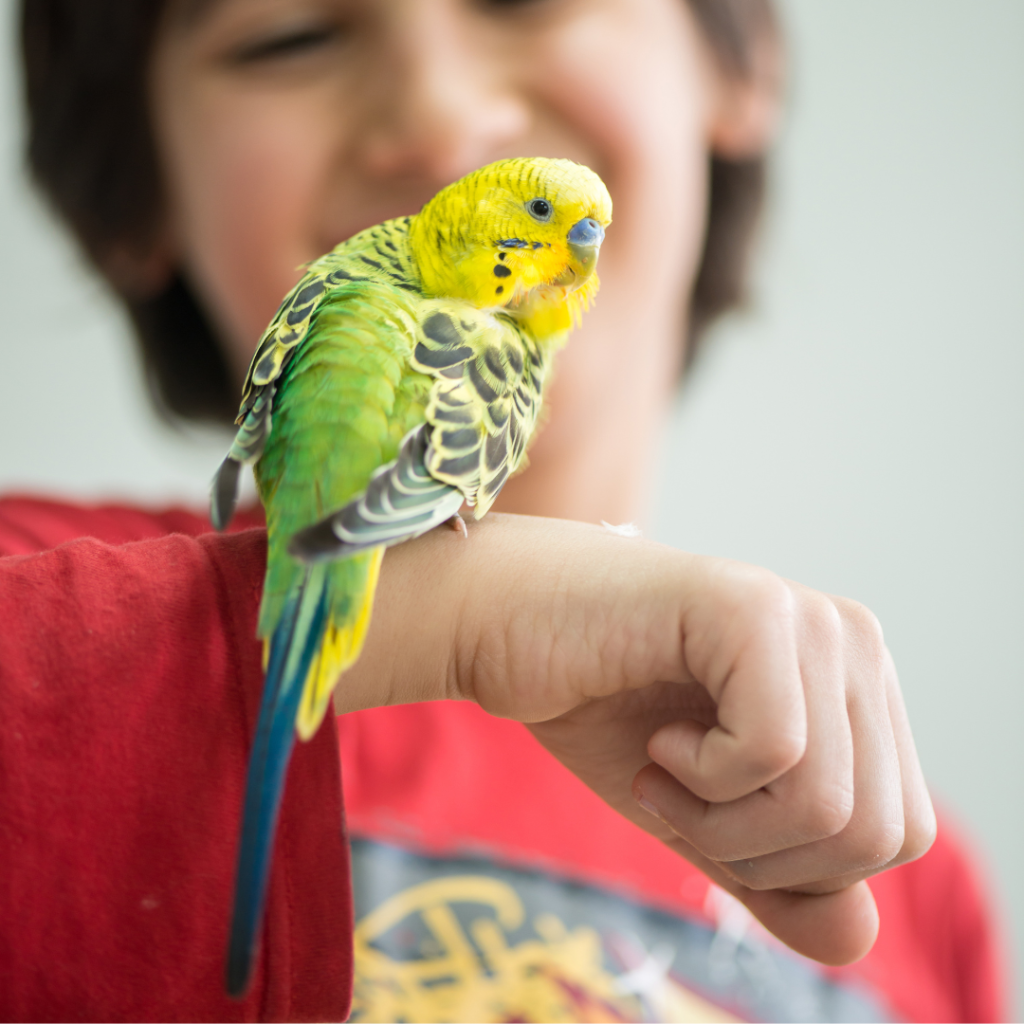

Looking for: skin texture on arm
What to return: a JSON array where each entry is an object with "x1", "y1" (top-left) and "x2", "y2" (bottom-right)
[{"x1": 335, "y1": 512, "x2": 936, "y2": 966}]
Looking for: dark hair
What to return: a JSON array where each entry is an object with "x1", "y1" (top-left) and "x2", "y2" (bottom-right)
[{"x1": 20, "y1": 0, "x2": 776, "y2": 423}]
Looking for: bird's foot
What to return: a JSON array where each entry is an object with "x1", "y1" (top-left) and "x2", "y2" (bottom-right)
[{"x1": 447, "y1": 513, "x2": 469, "y2": 539}]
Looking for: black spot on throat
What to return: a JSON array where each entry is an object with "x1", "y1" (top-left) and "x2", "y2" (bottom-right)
[
  {"x1": 495, "y1": 286, "x2": 504, "y2": 295},
  {"x1": 493, "y1": 264, "x2": 512, "y2": 278}
]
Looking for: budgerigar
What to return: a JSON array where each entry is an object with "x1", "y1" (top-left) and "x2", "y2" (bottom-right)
[{"x1": 210, "y1": 157, "x2": 612, "y2": 997}]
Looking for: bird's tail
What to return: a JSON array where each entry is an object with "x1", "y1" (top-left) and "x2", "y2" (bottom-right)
[
  {"x1": 225, "y1": 549, "x2": 384, "y2": 998},
  {"x1": 225, "y1": 566, "x2": 328, "y2": 999},
  {"x1": 295, "y1": 547, "x2": 383, "y2": 740}
]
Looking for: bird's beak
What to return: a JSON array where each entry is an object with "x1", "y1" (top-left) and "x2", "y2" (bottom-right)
[
  {"x1": 547, "y1": 217, "x2": 606, "y2": 292},
  {"x1": 567, "y1": 217, "x2": 605, "y2": 275}
]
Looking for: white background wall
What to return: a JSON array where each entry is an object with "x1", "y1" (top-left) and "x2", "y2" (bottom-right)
[
  {"x1": 1, "y1": 0, "x2": 1020, "y2": 1008},
  {"x1": 650, "y1": 0, "x2": 1024, "y2": 1006}
]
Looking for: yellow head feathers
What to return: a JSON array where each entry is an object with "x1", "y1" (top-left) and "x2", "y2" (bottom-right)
[{"x1": 409, "y1": 158, "x2": 612, "y2": 332}]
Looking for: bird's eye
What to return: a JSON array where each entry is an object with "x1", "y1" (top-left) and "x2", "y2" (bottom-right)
[{"x1": 527, "y1": 198, "x2": 553, "y2": 222}]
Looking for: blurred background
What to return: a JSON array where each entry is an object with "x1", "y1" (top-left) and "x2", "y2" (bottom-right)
[{"x1": 1, "y1": 0, "x2": 1020, "y2": 1008}]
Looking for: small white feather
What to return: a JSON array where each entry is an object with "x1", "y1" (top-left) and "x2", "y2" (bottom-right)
[{"x1": 601, "y1": 520, "x2": 642, "y2": 538}]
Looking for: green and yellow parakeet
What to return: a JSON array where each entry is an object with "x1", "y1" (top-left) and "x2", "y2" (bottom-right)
[{"x1": 210, "y1": 156, "x2": 611, "y2": 997}]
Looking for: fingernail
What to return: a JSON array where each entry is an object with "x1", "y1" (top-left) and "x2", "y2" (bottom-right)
[{"x1": 635, "y1": 792, "x2": 662, "y2": 820}]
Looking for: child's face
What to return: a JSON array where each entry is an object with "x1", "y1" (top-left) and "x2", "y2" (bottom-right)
[{"x1": 151, "y1": 0, "x2": 724, "y2": 384}]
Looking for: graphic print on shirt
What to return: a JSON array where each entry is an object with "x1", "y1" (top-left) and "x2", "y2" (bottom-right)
[{"x1": 347, "y1": 838, "x2": 894, "y2": 1024}]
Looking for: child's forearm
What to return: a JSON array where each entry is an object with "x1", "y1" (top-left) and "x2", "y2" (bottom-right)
[{"x1": 342, "y1": 512, "x2": 936, "y2": 966}]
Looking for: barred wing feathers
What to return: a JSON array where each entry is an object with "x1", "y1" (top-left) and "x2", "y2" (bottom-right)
[
  {"x1": 416, "y1": 305, "x2": 547, "y2": 517},
  {"x1": 288, "y1": 426, "x2": 463, "y2": 561},
  {"x1": 288, "y1": 304, "x2": 549, "y2": 563}
]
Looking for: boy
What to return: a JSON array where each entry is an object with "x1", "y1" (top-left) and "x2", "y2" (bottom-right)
[{"x1": 2, "y1": 0, "x2": 1000, "y2": 1019}]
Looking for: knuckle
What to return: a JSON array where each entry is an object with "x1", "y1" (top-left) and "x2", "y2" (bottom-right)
[
  {"x1": 751, "y1": 569, "x2": 795, "y2": 621},
  {"x1": 802, "y1": 591, "x2": 845, "y2": 649},
  {"x1": 893, "y1": 805, "x2": 938, "y2": 866},
  {"x1": 837, "y1": 597, "x2": 888, "y2": 660},
  {"x1": 873, "y1": 820, "x2": 907, "y2": 866},
  {"x1": 747, "y1": 729, "x2": 806, "y2": 780},
  {"x1": 801, "y1": 779, "x2": 856, "y2": 840},
  {"x1": 847, "y1": 820, "x2": 906, "y2": 874},
  {"x1": 722, "y1": 562, "x2": 794, "y2": 624},
  {"x1": 842, "y1": 597, "x2": 884, "y2": 639}
]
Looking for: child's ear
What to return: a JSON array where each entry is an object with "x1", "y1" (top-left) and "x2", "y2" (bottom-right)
[
  {"x1": 707, "y1": 36, "x2": 784, "y2": 161},
  {"x1": 101, "y1": 226, "x2": 177, "y2": 300}
]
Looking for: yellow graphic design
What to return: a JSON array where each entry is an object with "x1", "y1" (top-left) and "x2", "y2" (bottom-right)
[{"x1": 350, "y1": 875, "x2": 740, "y2": 1023}]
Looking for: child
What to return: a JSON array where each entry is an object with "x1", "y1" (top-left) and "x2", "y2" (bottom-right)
[{"x1": 2, "y1": 0, "x2": 1001, "y2": 1020}]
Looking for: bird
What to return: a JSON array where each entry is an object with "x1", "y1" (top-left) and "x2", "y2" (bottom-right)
[{"x1": 210, "y1": 156, "x2": 612, "y2": 997}]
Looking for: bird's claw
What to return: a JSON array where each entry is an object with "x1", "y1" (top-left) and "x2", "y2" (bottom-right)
[{"x1": 447, "y1": 513, "x2": 469, "y2": 539}]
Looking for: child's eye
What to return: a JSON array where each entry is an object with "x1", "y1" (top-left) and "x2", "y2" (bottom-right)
[
  {"x1": 230, "y1": 23, "x2": 343, "y2": 65},
  {"x1": 476, "y1": 0, "x2": 560, "y2": 16}
]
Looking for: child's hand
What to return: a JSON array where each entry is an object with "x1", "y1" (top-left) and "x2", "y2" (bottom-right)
[{"x1": 343, "y1": 513, "x2": 936, "y2": 966}]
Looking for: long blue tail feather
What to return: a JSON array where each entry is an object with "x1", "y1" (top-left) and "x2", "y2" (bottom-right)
[{"x1": 225, "y1": 571, "x2": 328, "y2": 998}]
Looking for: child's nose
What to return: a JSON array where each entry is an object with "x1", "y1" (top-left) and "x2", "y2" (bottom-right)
[{"x1": 356, "y1": 3, "x2": 530, "y2": 185}]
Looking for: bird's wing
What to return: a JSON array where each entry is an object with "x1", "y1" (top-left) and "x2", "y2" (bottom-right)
[
  {"x1": 414, "y1": 304, "x2": 549, "y2": 517},
  {"x1": 287, "y1": 303, "x2": 549, "y2": 563},
  {"x1": 210, "y1": 263, "x2": 342, "y2": 530}
]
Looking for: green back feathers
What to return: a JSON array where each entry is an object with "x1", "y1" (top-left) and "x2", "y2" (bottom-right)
[{"x1": 255, "y1": 276, "x2": 430, "y2": 637}]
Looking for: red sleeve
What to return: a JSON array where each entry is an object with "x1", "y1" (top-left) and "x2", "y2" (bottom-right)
[
  {"x1": 0, "y1": 493, "x2": 265, "y2": 554},
  {"x1": 0, "y1": 527, "x2": 352, "y2": 1022},
  {"x1": 861, "y1": 811, "x2": 1010, "y2": 1023}
]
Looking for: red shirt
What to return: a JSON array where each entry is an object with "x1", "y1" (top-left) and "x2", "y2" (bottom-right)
[{"x1": 0, "y1": 496, "x2": 1007, "y2": 1022}]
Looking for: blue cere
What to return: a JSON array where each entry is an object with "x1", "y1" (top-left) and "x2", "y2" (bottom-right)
[{"x1": 567, "y1": 217, "x2": 605, "y2": 247}]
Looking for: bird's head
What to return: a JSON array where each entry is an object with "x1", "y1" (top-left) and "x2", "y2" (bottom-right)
[{"x1": 411, "y1": 157, "x2": 612, "y2": 334}]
